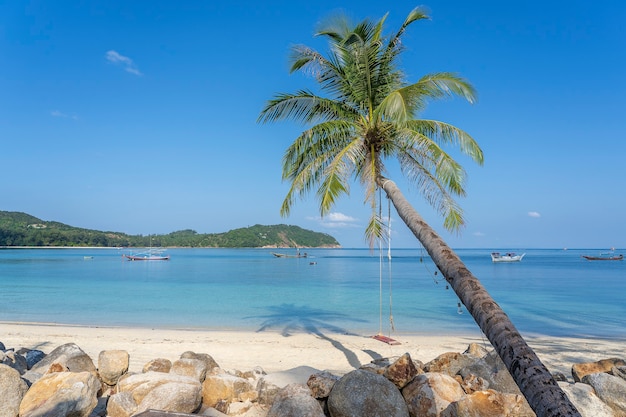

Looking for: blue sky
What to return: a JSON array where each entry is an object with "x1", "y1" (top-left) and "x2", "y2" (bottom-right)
[{"x1": 1, "y1": 1, "x2": 625, "y2": 249}]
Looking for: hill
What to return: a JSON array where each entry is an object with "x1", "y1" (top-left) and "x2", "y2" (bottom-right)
[{"x1": 0, "y1": 211, "x2": 340, "y2": 248}]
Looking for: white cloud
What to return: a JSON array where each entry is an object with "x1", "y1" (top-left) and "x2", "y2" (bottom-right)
[
  {"x1": 308, "y1": 212, "x2": 360, "y2": 228},
  {"x1": 327, "y1": 212, "x2": 358, "y2": 222},
  {"x1": 528, "y1": 211, "x2": 541, "y2": 218},
  {"x1": 51, "y1": 110, "x2": 78, "y2": 120},
  {"x1": 473, "y1": 231, "x2": 485, "y2": 237},
  {"x1": 105, "y1": 50, "x2": 142, "y2": 76}
]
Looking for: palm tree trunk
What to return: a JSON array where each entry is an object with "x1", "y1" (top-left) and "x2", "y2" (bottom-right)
[{"x1": 378, "y1": 177, "x2": 580, "y2": 417}]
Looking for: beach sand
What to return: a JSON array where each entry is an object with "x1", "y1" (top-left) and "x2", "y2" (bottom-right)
[{"x1": 1, "y1": 322, "x2": 624, "y2": 378}]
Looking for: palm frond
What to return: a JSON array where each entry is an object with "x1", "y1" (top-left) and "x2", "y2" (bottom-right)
[
  {"x1": 406, "y1": 120, "x2": 483, "y2": 165},
  {"x1": 365, "y1": 212, "x2": 386, "y2": 249},
  {"x1": 280, "y1": 121, "x2": 359, "y2": 217}
]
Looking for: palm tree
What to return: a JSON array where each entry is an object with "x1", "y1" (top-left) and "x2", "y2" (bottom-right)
[{"x1": 259, "y1": 7, "x2": 580, "y2": 417}]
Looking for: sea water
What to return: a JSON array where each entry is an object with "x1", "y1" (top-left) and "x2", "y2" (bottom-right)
[{"x1": 0, "y1": 248, "x2": 624, "y2": 338}]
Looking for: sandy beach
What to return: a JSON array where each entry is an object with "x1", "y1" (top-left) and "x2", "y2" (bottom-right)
[{"x1": 1, "y1": 321, "x2": 623, "y2": 378}]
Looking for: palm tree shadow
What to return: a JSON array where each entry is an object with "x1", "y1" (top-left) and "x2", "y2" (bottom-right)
[{"x1": 246, "y1": 303, "x2": 368, "y2": 369}]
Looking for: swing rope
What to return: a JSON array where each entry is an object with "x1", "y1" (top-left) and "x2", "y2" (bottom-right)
[
  {"x1": 378, "y1": 187, "x2": 384, "y2": 336},
  {"x1": 372, "y1": 185, "x2": 401, "y2": 345},
  {"x1": 387, "y1": 194, "x2": 395, "y2": 332}
]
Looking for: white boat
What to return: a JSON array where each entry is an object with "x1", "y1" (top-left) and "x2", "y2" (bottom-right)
[
  {"x1": 491, "y1": 252, "x2": 525, "y2": 263},
  {"x1": 123, "y1": 248, "x2": 170, "y2": 261}
]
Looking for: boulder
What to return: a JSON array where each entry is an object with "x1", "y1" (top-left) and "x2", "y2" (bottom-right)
[
  {"x1": 22, "y1": 343, "x2": 96, "y2": 385},
  {"x1": 266, "y1": 383, "x2": 325, "y2": 417},
  {"x1": 457, "y1": 350, "x2": 521, "y2": 395},
  {"x1": 0, "y1": 350, "x2": 28, "y2": 375},
  {"x1": 441, "y1": 389, "x2": 533, "y2": 417},
  {"x1": 18, "y1": 371, "x2": 100, "y2": 417},
  {"x1": 582, "y1": 372, "x2": 626, "y2": 415},
  {"x1": 106, "y1": 391, "x2": 137, "y2": 417},
  {"x1": 112, "y1": 371, "x2": 202, "y2": 415},
  {"x1": 0, "y1": 363, "x2": 29, "y2": 417},
  {"x1": 234, "y1": 365, "x2": 266, "y2": 381},
  {"x1": 24, "y1": 350, "x2": 45, "y2": 370},
  {"x1": 384, "y1": 352, "x2": 420, "y2": 389},
  {"x1": 328, "y1": 369, "x2": 409, "y2": 417},
  {"x1": 171, "y1": 358, "x2": 208, "y2": 382},
  {"x1": 402, "y1": 372, "x2": 465, "y2": 417},
  {"x1": 307, "y1": 371, "x2": 340, "y2": 399},
  {"x1": 572, "y1": 358, "x2": 626, "y2": 382},
  {"x1": 464, "y1": 343, "x2": 491, "y2": 358},
  {"x1": 558, "y1": 381, "x2": 617, "y2": 417},
  {"x1": 425, "y1": 351, "x2": 480, "y2": 377},
  {"x1": 201, "y1": 372, "x2": 256, "y2": 408},
  {"x1": 142, "y1": 358, "x2": 172, "y2": 373},
  {"x1": 98, "y1": 350, "x2": 129, "y2": 386},
  {"x1": 257, "y1": 366, "x2": 320, "y2": 405},
  {"x1": 613, "y1": 365, "x2": 626, "y2": 381},
  {"x1": 180, "y1": 351, "x2": 220, "y2": 372}
]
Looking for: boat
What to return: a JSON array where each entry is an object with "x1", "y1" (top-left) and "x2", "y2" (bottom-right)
[
  {"x1": 271, "y1": 251, "x2": 307, "y2": 258},
  {"x1": 123, "y1": 248, "x2": 170, "y2": 261},
  {"x1": 491, "y1": 252, "x2": 525, "y2": 263},
  {"x1": 581, "y1": 253, "x2": 623, "y2": 261}
]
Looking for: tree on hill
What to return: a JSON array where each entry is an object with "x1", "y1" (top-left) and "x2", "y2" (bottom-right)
[{"x1": 259, "y1": 7, "x2": 579, "y2": 416}]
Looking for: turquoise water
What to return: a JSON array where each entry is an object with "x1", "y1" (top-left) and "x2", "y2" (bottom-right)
[{"x1": 0, "y1": 248, "x2": 624, "y2": 338}]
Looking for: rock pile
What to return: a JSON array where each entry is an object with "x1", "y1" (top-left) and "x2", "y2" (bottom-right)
[{"x1": 1, "y1": 339, "x2": 625, "y2": 417}]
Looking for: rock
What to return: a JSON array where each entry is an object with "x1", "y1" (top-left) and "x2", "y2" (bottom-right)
[
  {"x1": 441, "y1": 389, "x2": 533, "y2": 417},
  {"x1": 553, "y1": 372, "x2": 568, "y2": 382},
  {"x1": 457, "y1": 372, "x2": 490, "y2": 394},
  {"x1": 257, "y1": 366, "x2": 320, "y2": 405},
  {"x1": 582, "y1": 372, "x2": 626, "y2": 415},
  {"x1": 328, "y1": 369, "x2": 409, "y2": 417},
  {"x1": 558, "y1": 381, "x2": 617, "y2": 417},
  {"x1": 0, "y1": 350, "x2": 28, "y2": 375},
  {"x1": 106, "y1": 391, "x2": 137, "y2": 417},
  {"x1": 201, "y1": 372, "x2": 256, "y2": 408},
  {"x1": 90, "y1": 396, "x2": 109, "y2": 417},
  {"x1": 22, "y1": 343, "x2": 96, "y2": 385},
  {"x1": 0, "y1": 341, "x2": 5, "y2": 351},
  {"x1": 402, "y1": 372, "x2": 465, "y2": 417},
  {"x1": 266, "y1": 383, "x2": 325, "y2": 417},
  {"x1": 612, "y1": 365, "x2": 626, "y2": 381},
  {"x1": 180, "y1": 351, "x2": 220, "y2": 372},
  {"x1": 18, "y1": 371, "x2": 101, "y2": 417},
  {"x1": 142, "y1": 357, "x2": 172, "y2": 373},
  {"x1": 307, "y1": 371, "x2": 340, "y2": 399},
  {"x1": 425, "y1": 351, "x2": 481, "y2": 378},
  {"x1": 384, "y1": 352, "x2": 420, "y2": 389},
  {"x1": 0, "y1": 363, "x2": 29, "y2": 417},
  {"x1": 464, "y1": 343, "x2": 491, "y2": 358},
  {"x1": 171, "y1": 358, "x2": 208, "y2": 382},
  {"x1": 112, "y1": 371, "x2": 202, "y2": 415},
  {"x1": 458, "y1": 350, "x2": 521, "y2": 395},
  {"x1": 572, "y1": 358, "x2": 626, "y2": 382},
  {"x1": 234, "y1": 365, "x2": 266, "y2": 381},
  {"x1": 24, "y1": 350, "x2": 45, "y2": 370},
  {"x1": 98, "y1": 350, "x2": 129, "y2": 386}
]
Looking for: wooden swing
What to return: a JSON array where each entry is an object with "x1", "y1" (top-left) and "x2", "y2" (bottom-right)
[{"x1": 372, "y1": 188, "x2": 401, "y2": 345}]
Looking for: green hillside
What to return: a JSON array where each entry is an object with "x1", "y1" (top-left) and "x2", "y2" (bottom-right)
[{"x1": 0, "y1": 211, "x2": 340, "y2": 248}]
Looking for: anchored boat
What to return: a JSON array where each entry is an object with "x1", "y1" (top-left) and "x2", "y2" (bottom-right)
[
  {"x1": 123, "y1": 248, "x2": 170, "y2": 261},
  {"x1": 581, "y1": 252, "x2": 623, "y2": 261},
  {"x1": 491, "y1": 252, "x2": 525, "y2": 263}
]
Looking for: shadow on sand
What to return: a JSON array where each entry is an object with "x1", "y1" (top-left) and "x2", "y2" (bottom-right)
[{"x1": 246, "y1": 303, "x2": 376, "y2": 369}]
